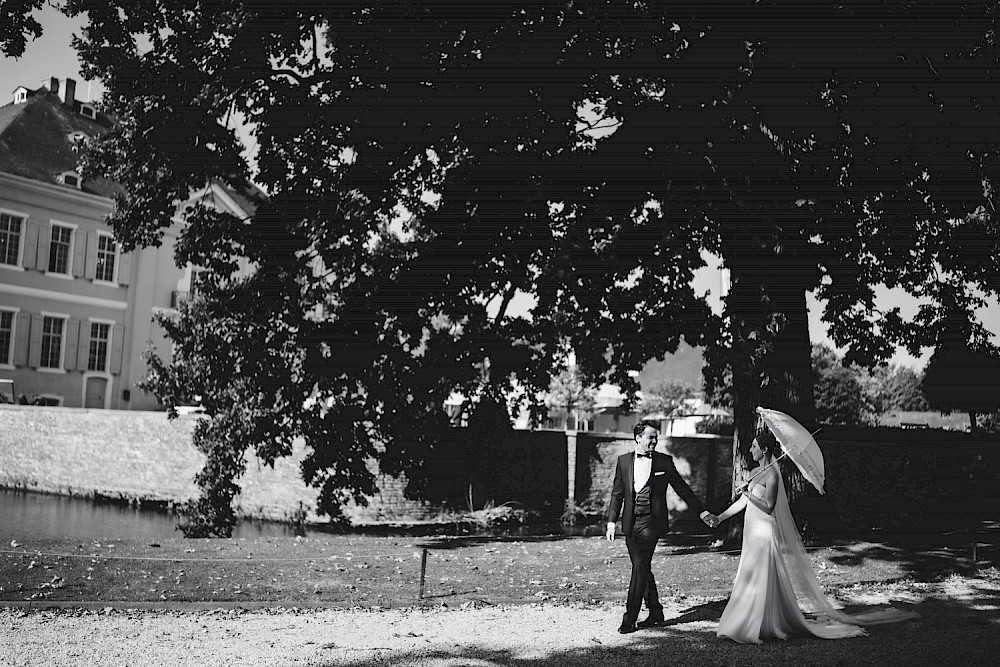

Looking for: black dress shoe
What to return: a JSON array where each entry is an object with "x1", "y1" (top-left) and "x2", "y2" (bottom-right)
[
  {"x1": 637, "y1": 611, "x2": 665, "y2": 628},
  {"x1": 618, "y1": 619, "x2": 638, "y2": 634}
]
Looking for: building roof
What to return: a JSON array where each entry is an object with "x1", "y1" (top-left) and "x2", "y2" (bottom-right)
[
  {"x1": 0, "y1": 84, "x2": 265, "y2": 215},
  {"x1": 0, "y1": 88, "x2": 119, "y2": 198}
]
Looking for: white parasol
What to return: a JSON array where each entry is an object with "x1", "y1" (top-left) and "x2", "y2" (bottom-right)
[{"x1": 751, "y1": 406, "x2": 826, "y2": 494}]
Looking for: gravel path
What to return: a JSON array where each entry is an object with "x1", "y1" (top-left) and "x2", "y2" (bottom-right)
[{"x1": 3, "y1": 574, "x2": 999, "y2": 666}]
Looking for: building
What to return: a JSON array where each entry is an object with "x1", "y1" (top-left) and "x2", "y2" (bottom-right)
[{"x1": 0, "y1": 77, "x2": 256, "y2": 409}]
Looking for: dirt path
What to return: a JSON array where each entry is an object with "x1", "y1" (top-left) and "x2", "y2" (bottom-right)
[{"x1": 2, "y1": 574, "x2": 999, "y2": 666}]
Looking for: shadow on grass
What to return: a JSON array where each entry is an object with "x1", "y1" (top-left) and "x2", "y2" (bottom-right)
[
  {"x1": 415, "y1": 533, "x2": 585, "y2": 550},
  {"x1": 415, "y1": 526, "x2": 718, "y2": 551},
  {"x1": 317, "y1": 582, "x2": 1000, "y2": 667},
  {"x1": 824, "y1": 536, "x2": 999, "y2": 583}
]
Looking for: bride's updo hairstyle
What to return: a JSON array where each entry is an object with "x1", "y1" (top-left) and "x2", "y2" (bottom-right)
[{"x1": 755, "y1": 428, "x2": 780, "y2": 457}]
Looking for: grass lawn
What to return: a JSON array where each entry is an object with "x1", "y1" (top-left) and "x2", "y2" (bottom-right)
[{"x1": 1, "y1": 531, "x2": 994, "y2": 608}]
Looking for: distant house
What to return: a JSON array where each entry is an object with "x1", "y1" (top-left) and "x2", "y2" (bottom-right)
[
  {"x1": 541, "y1": 383, "x2": 724, "y2": 436},
  {"x1": 878, "y1": 410, "x2": 971, "y2": 431},
  {"x1": 0, "y1": 77, "x2": 260, "y2": 409}
]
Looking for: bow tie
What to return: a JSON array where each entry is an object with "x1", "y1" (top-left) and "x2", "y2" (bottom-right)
[{"x1": 635, "y1": 452, "x2": 653, "y2": 459}]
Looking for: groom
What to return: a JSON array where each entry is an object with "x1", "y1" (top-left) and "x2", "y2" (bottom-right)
[{"x1": 606, "y1": 419, "x2": 717, "y2": 633}]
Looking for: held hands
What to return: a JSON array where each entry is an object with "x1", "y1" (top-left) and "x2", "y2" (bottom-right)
[{"x1": 609, "y1": 513, "x2": 720, "y2": 537}]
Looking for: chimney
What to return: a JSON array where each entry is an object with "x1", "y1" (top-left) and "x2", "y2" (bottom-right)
[
  {"x1": 59, "y1": 78, "x2": 77, "y2": 107},
  {"x1": 40, "y1": 77, "x2": 59, "y2": 93}
]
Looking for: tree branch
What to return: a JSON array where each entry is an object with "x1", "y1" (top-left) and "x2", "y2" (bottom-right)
[{"x1": 494, "y1": 285, "x2": 517, "y2": 322}]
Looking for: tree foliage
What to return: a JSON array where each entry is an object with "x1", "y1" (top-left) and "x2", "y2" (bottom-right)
[
  {"x1": 921, "y1": 305, "x2": 1000, "y2": 433},
  {"x1": 638, "y1": 380, "x2": 697, "y2": 424},
  {"x1": 6, "y1": 1, "x2": 1000, "y2": 532},
  {"x1": 866, "y1": 364, "x2": 929, "y2": 415},
  {"x1": 0, "y1": 0, "x2": 44, "y2": 58},
  {"x1": 544, "y1": 365, "x2": 597, "y2": 431},
  {"x1": 922, "y1": 346, "x2": 1000, "y2": 432},
  {"x1": 811, "y1": 344, "x2": 869, "y2": 426}
]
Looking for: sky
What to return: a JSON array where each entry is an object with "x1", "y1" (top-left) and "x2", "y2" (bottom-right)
[{"x1": 3, "y1": 5, "x2": 998, "y2": 370}]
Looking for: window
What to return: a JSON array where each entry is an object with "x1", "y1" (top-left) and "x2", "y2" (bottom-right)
[
  {"x1": 0, "y1": 310, "x2": 13, "y2": 365},
  {"x1": 14, "y1": 89, "x2": 27, "y2": 104},
  {"x1": 40, "y1": 316, "x2": 65, "y2": 369},
  {"x1": 80, "y1": 104, "x2": 97, "y2": 120},
  {"x1": 35, "y1": 395, "x2": 63, "y2": 407},
  {"x1": 58, "y1": 172, "x2": 82, "y2": 189},
  {"x1": 67, "y1": 130, "x2": 90, "y2": 144},
  {"x1": 191, "y1": 268, "x2": 207, "y2": 295},
  {"x1": 87, "y1": 322, "x2": 111, "y2": 372},
  {"x1": 48, "y1": 224, "x2": 73, "y2": 274},
  {"x1": 0, "y1": 212, "x2": 23, "y2": 266},
  {"x1": 95, "y1": 234, "x2": 116, "y2": 282}
]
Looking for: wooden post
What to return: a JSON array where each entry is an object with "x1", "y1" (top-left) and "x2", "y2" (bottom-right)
[
  {"x1": 566, "y1": 430, "x2": 578, "y2": 506},
  {"x1": 706, "y1": 436, "x2": 718, "y2": 507},
  {"x1": 418, "y1": 548, "x2": 428, "y2": 599}
]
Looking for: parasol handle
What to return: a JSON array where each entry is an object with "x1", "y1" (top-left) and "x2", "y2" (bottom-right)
[{"x1": 742, "y1": 451, "x2": 787, "y2": 488}]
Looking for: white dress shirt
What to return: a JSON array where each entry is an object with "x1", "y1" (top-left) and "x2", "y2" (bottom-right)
[{"x1": 633, "y1": 454, "x2": 652, "y2": 493}]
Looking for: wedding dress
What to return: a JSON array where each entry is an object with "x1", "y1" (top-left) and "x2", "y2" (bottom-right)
[{"x1": 717, "y1": 470, "x2": 918, "y2": 643}]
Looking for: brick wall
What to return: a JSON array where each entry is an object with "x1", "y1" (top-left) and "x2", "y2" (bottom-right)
[{"x1": 578, "y1": 432, "x2": 730, "y2": 522}]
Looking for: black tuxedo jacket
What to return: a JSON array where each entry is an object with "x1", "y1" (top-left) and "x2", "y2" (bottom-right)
[{"x1": 606, "y1": 450, "x2": 705, "y2": 536}]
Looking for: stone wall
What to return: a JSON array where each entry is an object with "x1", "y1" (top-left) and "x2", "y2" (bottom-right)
[
  {"x1": 786, "y1": 426, "x2": 1000, "y2": 536},
  {"x1": 2, "y1": 406, "x2": 997, "y2": 533},
  {"x1": 577, "y1": 432, "x2": 730, "y2": 523},
  {"x1": 0, "y1": 405, "x2": 319, "y2": 522},
  {"x1": 0, "y1": 405, "x2": 561, "y2": 524}
]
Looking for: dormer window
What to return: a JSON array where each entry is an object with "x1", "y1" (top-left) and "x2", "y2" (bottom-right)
[
  {"x1": 79, "y1": 103, "x2": 97, "y2": 119},
  {"x1": 58, "y1": 172, "x2": 82, "y2": 189},
  {"x1": 13, "y1": 88, "x2": 28, "y2": 104},
  {"x1": 67, "y1": 130, "x2": 90, "y2": 144}
]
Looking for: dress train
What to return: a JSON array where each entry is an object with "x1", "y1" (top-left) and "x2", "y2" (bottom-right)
[{"x1": 717, "y1": 472, "x2": 917, "y2": 643}]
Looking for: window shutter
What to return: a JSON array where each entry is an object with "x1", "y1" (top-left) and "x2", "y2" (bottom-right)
[
  {"x1": 28, "y1": 314, "x2": 42, "y2": 367},
  {"x1": 85, "y1": 231, "x2": 98, "y2": 279},
  {"x1": 22, "y1": 220, "x2": 38, "y2": 270},
  {"x1": 109, "y1": 324, "x2": 125, "y2": 375},
  {"x1": 117, "y1": 251, "x2": 132, "y2": 286},
  {"x1": 64, "y1": 319, "x2": 80, "y2": 371},
  {"x1": 13, "y1": 313, "x2": 29, "y2": 366},
  {"x1": 36, "y1": 222, "x2": 51, "y2": 271},
  {"x1": 72, "y1": 230, "x2": 86, "y2": 278},
  {"x1": 77, "y1": 321, "x2": 90, "y2": 371}
]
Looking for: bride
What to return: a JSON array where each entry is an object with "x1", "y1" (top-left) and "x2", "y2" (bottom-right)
[{"x1": 711, "y1": 428, "x2": 917, "y2": 644}]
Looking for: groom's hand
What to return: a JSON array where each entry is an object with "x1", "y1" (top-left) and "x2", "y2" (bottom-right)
[{"x1": 605, "y1": 522, "x2": 617, "y2": 541}]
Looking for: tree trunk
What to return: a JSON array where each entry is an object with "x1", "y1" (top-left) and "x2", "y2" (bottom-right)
[{"x1": 723, "y1": 260, "x2": 816, "y2": 546}]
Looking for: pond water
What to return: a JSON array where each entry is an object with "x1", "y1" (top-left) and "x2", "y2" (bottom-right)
[
  {"x1": 0, "y1": 489, "x2": 328, "y2": 541},
  {"x1": 0, "y1": 489, "x2": 589, "y2": 541}
]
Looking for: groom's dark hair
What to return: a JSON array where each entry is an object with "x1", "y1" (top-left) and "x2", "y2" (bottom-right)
[{"x1": 633, "y1": 419, "x2": 660, "y2": 440}]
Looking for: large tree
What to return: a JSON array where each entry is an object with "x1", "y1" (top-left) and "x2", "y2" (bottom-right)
[
  {"x1": 921, "y1": 296, "x2": 1000, "y2": 433},
  {"x1": 6, "y1": 1, "x2": 1000, "y2": 533}
]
